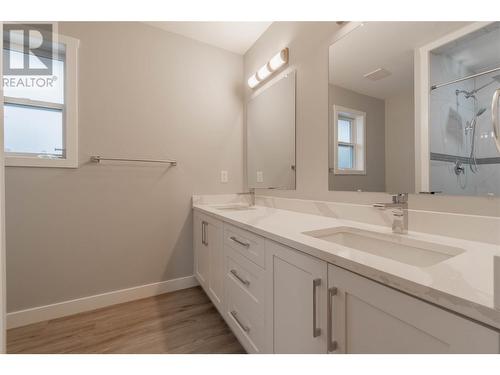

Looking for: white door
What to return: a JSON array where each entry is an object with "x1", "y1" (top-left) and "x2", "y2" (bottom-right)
[
  {"x1": 266, "y1": 240, "x2": 327, "y2": 353},
  {"x1": 207, "y1": 218, "x2": 224, "y2": 312},
  {"x1": 193, "y1": 212, "x2": 209, "y2": 289},
  {"x1": 328, "y1": 264, "x2": 500, "y2": 353},
  {"x1": 0, "y1": 22, "x2": 6, "y2": 354}
]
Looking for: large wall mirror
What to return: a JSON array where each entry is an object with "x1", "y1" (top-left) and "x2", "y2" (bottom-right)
[
  {"x1": 328, "y1": 22, "x2": 500, "y2": 197},
  {"x1": 247, "y1": 72, "x2": 296, "y2": 189}
]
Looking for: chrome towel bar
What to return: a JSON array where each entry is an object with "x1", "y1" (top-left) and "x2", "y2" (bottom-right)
[{"x1": 90, "y1": 156, "x2": 177, "y2": 166}]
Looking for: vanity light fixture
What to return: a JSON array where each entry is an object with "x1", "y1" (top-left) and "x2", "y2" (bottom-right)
[
  {"x1": 247, "y1": 48, "x2": 289, "y2": 88},
  {"x1": 247, "y1": 74, "x2": 260, "y2": 88},
  {"x1": 257, "y1": 64, "x2": 272, "y2": 81}
]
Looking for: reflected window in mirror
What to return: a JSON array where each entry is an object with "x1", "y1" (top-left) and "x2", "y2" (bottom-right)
[{"x1": 333, "y1": 105, "x2": 366, "y2": 175}]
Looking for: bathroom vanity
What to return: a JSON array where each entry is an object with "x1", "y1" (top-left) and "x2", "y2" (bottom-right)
[
  {"x1": 194, "y1": 21, "x2": 500, "y2": 354},
  {"x1": 193, "y1": 198, "x2": 500, "y2": 354}
]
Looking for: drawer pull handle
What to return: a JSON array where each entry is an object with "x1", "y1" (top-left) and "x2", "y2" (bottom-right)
[
  {"x1": 230, "y1": 310, "x2": 250, "y2": 333},
  {"x1": 312, "y1": 278, "x2": 321, "y2": 338},
  {"x1": 230, "y1": 236, "x2": 250, "y2": 248},
  {"x1": 327, "y1": 286, "x2": 338, "y2": 352},
  {"x1": 230, "y1": 269, "x2": 250, "y2": 286}
]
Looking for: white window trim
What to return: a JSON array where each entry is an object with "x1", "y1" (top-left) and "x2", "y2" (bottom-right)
[
  {"x1": 332, "y1": 105, "x2": 366, "y2": 175},
  {"x1": 5, "y1": 33, "x2": 79, "y2": 168}
]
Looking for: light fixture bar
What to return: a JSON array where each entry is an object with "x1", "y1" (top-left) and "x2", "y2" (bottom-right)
[{"x1": 247, "y1": 48, "x2": 289, "y2": 89}]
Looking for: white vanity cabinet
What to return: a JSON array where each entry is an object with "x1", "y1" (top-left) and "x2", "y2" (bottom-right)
[
  {"x1": 266, "y1": 240, "x2": 328, "y2": 353},
  {"x1": 193, "y1": 211, "x2": 224, "y2": 313},
  {"x1": 327, "y1": 264, "x2": 500, "y2": 353},
  {"x1": 193, "y1": 208, "x2": 500, "y2": 354}
]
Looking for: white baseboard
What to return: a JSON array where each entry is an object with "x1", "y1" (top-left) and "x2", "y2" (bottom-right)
[{"x1": 7, "y1": 275, "x2": 199, "y2": 329}]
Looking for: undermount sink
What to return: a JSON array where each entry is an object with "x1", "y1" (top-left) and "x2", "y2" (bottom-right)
[
  {"x1": 302, "y1": 226, "x2": 465, "y2": 267},
  {"x1": 212, "y1": 204, "x2": 256, "y2": 211}
]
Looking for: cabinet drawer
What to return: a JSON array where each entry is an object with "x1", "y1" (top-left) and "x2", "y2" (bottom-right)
[
  {"x1": 225, "y1": 270, "x2": 265, "y2": 353},
  {"x1": 224, "y1": 223, "x2": 265, "y2": 268},
  {"x1": 225, "y1": 246, "x2": 265, "y2": 305}
]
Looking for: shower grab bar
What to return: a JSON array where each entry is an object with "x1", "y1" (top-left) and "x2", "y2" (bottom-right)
[
  {"x1": 90, "y1": 156, "x2": 177, "y2": 165},
  {"x1": 431, "y1": 66, "x2": 500, "y2": 91},
  {"x1": 493, "y1": 88, "x2": 500, "y2": 153}
]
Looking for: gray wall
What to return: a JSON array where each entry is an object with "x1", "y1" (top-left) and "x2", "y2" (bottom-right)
[
  {"x1": 385, "y1": 89, "x2": 415, "y2": 193},
  {"x1": 328, "y1": 84, "x2": 386, "y2": 192},
  {"x1": 5, "y1": 22, "x2": 244, "y2": 312},
  {"x1": 244, "y1": 21, "x2": 500, "y2": 217}
]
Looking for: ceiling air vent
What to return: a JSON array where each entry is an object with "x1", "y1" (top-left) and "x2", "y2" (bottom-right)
[{"x1": 363, "y1": 68, "x2": 392, "y2": 81}]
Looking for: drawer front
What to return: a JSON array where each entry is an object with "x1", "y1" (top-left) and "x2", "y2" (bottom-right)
[
  {"x1": 225, "y1": 270, "x2": 265, "y2": 353},
  {"x1": 225, "y1": 246, "x2": 265, "y2": 305},
  {"x1": 224, "y1": 223, "x2": 265, "y2": 268}
]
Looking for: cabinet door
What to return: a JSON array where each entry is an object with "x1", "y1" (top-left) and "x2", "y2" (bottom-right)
[
  {"x1": 207, "y1": 218, "x2": 224, "y2": 312},
  {"x1": 193, "y1": 212, "x2": 209, "y2": 289},
  {"x1": 266, "y1": 240, "x2": 328, "y2": 353},
  {"x1": 328, "y1": 264, "x2": 500, "y2": 354}
]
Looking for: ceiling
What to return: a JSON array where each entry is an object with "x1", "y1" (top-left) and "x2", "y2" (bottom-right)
[
  {"x1": 329, "y1": 22, "x2": 470, "y2": 100},
  {"x1": 145, "y1": 22, "x2": 272, "y2": 55}
]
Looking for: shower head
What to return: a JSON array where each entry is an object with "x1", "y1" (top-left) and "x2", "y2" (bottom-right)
[{"x1": 466, "y1": 107, "x2": 487, "y2": 134}]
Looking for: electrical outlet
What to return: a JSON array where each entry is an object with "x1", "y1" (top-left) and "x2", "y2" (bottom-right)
[
  {"x1": 257, "y1": 171, "x2": 264, "y2": 183},
  {"x1": 220, "y1": 170, "x2": 228, "y2": 183}
]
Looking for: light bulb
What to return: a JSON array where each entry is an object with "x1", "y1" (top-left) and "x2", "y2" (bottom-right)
[
  {"x1": 247, "y1": 73, "x2": 260, "y2": 88},
  {"x1": 269, "y1": 48, "x2": 288, "y2": 71},
  {"x1": 257, "y1": 64, "x2": 272, "y2": 81}
]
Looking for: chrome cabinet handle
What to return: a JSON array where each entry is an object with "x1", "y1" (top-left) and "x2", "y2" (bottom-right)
[
  {"x1": 492, "y1": 88, "x2": 500, "y2": 152},
  {"x1": 312, "y1": 278, "x2": 321, "y2": 338},
  {"x1": 204, "y1": 222, "x2": 208, "y2": 246},
  {"x1": 202, "y1": 221, "x2": 208, "y2": 246},
  {"x1": 230, "y1": 269, "x2": 250, "y2": 286},
  {"x1": 230, "y1": 310, "x2": 250, "y2": 333},
  {"x1": 327, "y1": 287, "x2": 338, "y2": 352},
  {"x1": 230, "y1": 236, "x2": 250, "y2": 248}
]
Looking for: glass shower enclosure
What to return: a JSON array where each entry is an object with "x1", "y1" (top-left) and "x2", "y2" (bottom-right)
[{"x1": 428, "y1": 22, "x2": 500, "y2": 196}]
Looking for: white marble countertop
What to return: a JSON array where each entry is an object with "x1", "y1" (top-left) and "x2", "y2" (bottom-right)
[{"x1": 193, "y1": 203, "x2": 500, "y2": 330}]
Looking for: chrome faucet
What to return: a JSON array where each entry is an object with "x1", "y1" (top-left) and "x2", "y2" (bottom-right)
[
  {"x1": 237, "y1": 188, "x2": 255, "y2": 206},
  {"x1": 373, "y1": 193, "x2": 408, "y2": 234}
]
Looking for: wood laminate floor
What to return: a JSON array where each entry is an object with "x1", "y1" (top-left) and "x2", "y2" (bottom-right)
[{"x1": 7, "y1": 286, "x2": 245, "y2": 354}]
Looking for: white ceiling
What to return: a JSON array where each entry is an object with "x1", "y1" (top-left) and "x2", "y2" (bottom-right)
[
  {"x1": 145, "y1": 22, "x2": 272, "y2": 55},
  {"x1": 329, "y1": 22, "x2": 470, "y2": 99}
]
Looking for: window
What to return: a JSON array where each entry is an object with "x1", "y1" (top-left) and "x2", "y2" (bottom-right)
[
  {"x1": 3, "y1": 34, "x2": 79, "y2": 167},
  {"x1": 332, "y1": 105, "x2": 366, "y2": 175}
]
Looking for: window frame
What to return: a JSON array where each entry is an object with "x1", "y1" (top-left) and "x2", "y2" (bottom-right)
[
  {"x1": 4, "y1": 33, "x2": 79, "y2": 168},
  {"x1": 332, "y1": 105, "x2": 366, "y2": 175}
]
